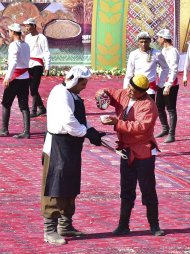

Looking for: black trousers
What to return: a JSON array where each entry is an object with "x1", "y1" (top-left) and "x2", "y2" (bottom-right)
[
  {"x1": 156, "y1": 85, "x2": 179, "y2": 112},
  {"x1": 1, "y1": 79, "x2": 30, "y2": 111},
  {"x1": 28, "y1": 66, "x2": 43, "y2": 96},
  {"x1": 120, "y1": 156, "x2": 158, "y2": 207}
]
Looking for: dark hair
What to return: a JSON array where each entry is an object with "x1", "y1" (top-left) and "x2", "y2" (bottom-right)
[
  {"x1": 13, "y1": 31, "x2": 22, "y2": 36},
  {"x1": 164, "y1": 38, "x2": 172, "y2": 44},
  {"x1": 78, "y1": 78, "x2": 86, "y2": 82},
  {"x1": 138, "y1": 37, "x2": 151, "y2": 41}
]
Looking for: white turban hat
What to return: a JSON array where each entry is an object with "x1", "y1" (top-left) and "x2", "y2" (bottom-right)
[
  {"x1": 23, "y1": 18, "x2": 36, "y2": 25},
  {"x1": 137, "y1": 31, "x2": 151, "y2": 41},
  {"x1": 8, "y1": 23, "x2": 22, "y2": 32},
  {"x1": 65, "y1": 66, "x2": 91, "y2": 89},
  {"x1": 157, "y1": 29, "x2": 171, "y2": 40}
]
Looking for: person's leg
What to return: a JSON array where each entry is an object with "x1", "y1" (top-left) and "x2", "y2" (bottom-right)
[
  {"x1": 57, "y1": 197, "x2": 84, "y2": 236},
  {"x1": 113, "y1": 156, "x2": 137, "y2": 235},
  {"x1": 41, "y1": 154, "x2": 66, "y2": 245},
  {"x1": 36, "y1": 94, "x2": 46, "y2": 116},
  {"x1": 164, "y1": 85, "x2": 179, "y2": 143},
  {"x1": 0, "y1": 106, "x2": 10, "y2": 136},
  {"x1": 13, "y1": 79, "x2": 30, "y2": 139},
  {"x1": 155, "y1": 88, "x2": 169, "y2": 137},
  {"x1": 0, "y1": 81, "x2": 17, "y2": 136},
  {"x1": 29, "y1": 66, "x2": 46, "y2": 117},
  {"x1": 136, "y1": 156, "x2": 164, "y2": 236}
]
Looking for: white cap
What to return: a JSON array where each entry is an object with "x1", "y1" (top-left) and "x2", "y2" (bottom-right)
[
  {"x1": 8, "y1": 23, "x2": 22, "y2": 32},
  {"x1": 23, "y1": 18, "x2": 36, "y2": 25},
  {"x1": 65, "y1": 66, "x2": 91, "y2": 89},
  {"x1": 137, "y1": 31, "x2": 151, "y2": 40},
  {"x1": 157, "y1": 29, "x2": 171, "y2": 39}
]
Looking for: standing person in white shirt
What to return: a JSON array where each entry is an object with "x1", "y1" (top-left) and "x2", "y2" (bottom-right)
[
  {"x1": 0, "y1": 23, "x2": 30, "y2": 139},
  {"x1": 183, "y1": 42, "x2": 190, "y2": 86},
  {"x1": 156, "y1": 29, "x2": 180, "y2": 143},
  {"x1": 23, "y1": 18, "x2": 51, "y2": 118},
  {"x1": 41, "y1": 66, "x2": 106, "y2": 245},
  {"x1": 123, "y1": 31, "x2": 169, "y2": 101}
]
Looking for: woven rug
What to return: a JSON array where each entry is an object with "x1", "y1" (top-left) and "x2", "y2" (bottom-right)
[{"x1": 0, "y1": 74, "x2": 190, "y2": 253}]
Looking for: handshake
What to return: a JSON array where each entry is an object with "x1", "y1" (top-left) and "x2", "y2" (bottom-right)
[{"x1": 86, "y1": 127, "x2": 106, "y2": 146}]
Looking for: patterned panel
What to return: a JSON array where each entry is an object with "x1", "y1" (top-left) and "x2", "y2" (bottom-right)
[
  {"x1": 0, "y1": 0, "x2": 176, "y2": 67},
  {"x1": 126, "y1": 0, "x2": 175, "y2": 58}
]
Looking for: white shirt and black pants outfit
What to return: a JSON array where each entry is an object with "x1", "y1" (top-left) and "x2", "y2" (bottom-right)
[
  {"x1": 25, "y1": 33, "x2": 51, "y2": 117},
  {"x1": 156, "y1": 46, "x2": 180, "y2": 142},
  {"x1": 0, "y1": 40, "x2": 30, "y2": 138},
  {"x1": 123, "y1": 48, "x2": 169, "y2": 101}
]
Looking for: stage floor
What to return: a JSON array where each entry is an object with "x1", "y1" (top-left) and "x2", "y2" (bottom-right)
[{"x1": 0, "y1": 74, "x2": 190, "y2": 253}]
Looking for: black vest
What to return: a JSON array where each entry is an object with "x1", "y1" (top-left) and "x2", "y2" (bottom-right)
[{"x1": 44, "y1": 92, "x2": 87, "y2": 197}]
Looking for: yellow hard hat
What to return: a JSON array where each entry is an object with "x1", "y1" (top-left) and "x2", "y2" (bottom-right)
[{"x1": 130, "y1": 74, "x2": 149, "y2": 91}]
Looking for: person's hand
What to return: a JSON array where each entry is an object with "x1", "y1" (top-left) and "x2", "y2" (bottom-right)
[
  {"x1": 44, "y1": 70, "x2": 49, "y2": 76},
  {"x1": 3, "y1": 78, "x2": 10, "y2": 88},
  {"x1": 95, "y1": 89, "x2": 110, "y2": 110},
  {"x1": 86, "y1": 127, "x2": 106, "y2": 146},
  {"x1": 163, "y1": 86, "x2": 171, "y2": 96},
  {"x1": 101, "y1": 115, "x2": 118, "y2": 125},
  {"x1": 183, "y1": 80, "x2": 187, "y2": 87}
]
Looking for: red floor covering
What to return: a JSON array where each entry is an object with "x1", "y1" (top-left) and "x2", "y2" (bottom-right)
[{"x1": 0, "y1": 74, "x2": 190, "y2": 254}]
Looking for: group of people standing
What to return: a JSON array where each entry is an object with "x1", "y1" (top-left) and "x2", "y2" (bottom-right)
[
  {"x1": 0, "y1": 20, "x2": 190, "y2": 246},
  {"x1": 124, "y1": 29, "x2": 180, "y2": 143},
  {"x1": 0, "y1": 18, "x2": 50, "y2": 139},
  {"x1": 40, "y1": 30, "x2": 190, "y2": 245}
]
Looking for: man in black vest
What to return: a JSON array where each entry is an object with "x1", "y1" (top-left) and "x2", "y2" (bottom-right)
[{"x1": 41, "y1": 66, "x2": 105, "y2": 245}]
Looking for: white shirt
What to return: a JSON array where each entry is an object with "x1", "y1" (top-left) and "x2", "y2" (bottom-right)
[
  {"x1": 162, "y1": 46, "x2": 179, "y2": 86},
  {"x1": 47, "y1": 84, "x2": 87, "y2": 136},
  {"x1": 25, "y1": 33, "x2": 51, "y2": 70},
  {"x1": 183, "y1": 43, "x2": 190, "y2": 82},
  {"x1": 5, "y1": 40, "x2": 30, "y2": 80},
  {"x1": 43, "y1": 84, "x2": 87, "y2": 155},
  {"x1": 123, "y1": 48, "x2": 169, "y2": 94}
]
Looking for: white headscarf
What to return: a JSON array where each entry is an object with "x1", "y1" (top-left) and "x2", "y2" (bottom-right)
[{"x1": 65, "y1": 66, "x2": 91, "y2": 89}]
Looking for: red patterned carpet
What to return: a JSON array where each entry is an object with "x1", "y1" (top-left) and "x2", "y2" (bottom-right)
[{"x1": 0, "y1": 74, "x2": 190, "y2": 254}]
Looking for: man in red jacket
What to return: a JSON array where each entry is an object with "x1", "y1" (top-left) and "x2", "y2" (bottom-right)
[{"x1": 96, "y1": 74, "x2": 165, "y2": 236}]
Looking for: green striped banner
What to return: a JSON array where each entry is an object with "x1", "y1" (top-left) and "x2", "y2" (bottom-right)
[{"x1": 91, "y1": 0, "x2": 129, "y2": 70}]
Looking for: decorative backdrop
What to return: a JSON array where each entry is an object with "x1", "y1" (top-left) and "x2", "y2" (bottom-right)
[{"x1": 0, "y1": 0, "x2": 189, "y2": 70}]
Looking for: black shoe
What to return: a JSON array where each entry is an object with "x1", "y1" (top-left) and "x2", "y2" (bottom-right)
[
  {"x1": 155, "y1": 130, "x2": 169, "y2": 138},
  {"x1": 151, "y1": 226, "x2": 165, "y2": 236},
  {"x1": 30, "y1": 112, "x2": 37, "y2": 118},
  {"x1": 164, "y1": 135, "x2": 175, "y2": 143},
  {"x1": 36, "y1": 108, "x2": 46, "y2": 117},
  {"x1": 13, "y1": 132, "x2": 30, "y2": 139},
  {"x1": 112, "y1": 225, "x2": 130, "y2": 235},
  {"x1": 0, "y1": 129, "x2": 9, "y2": 137}
]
